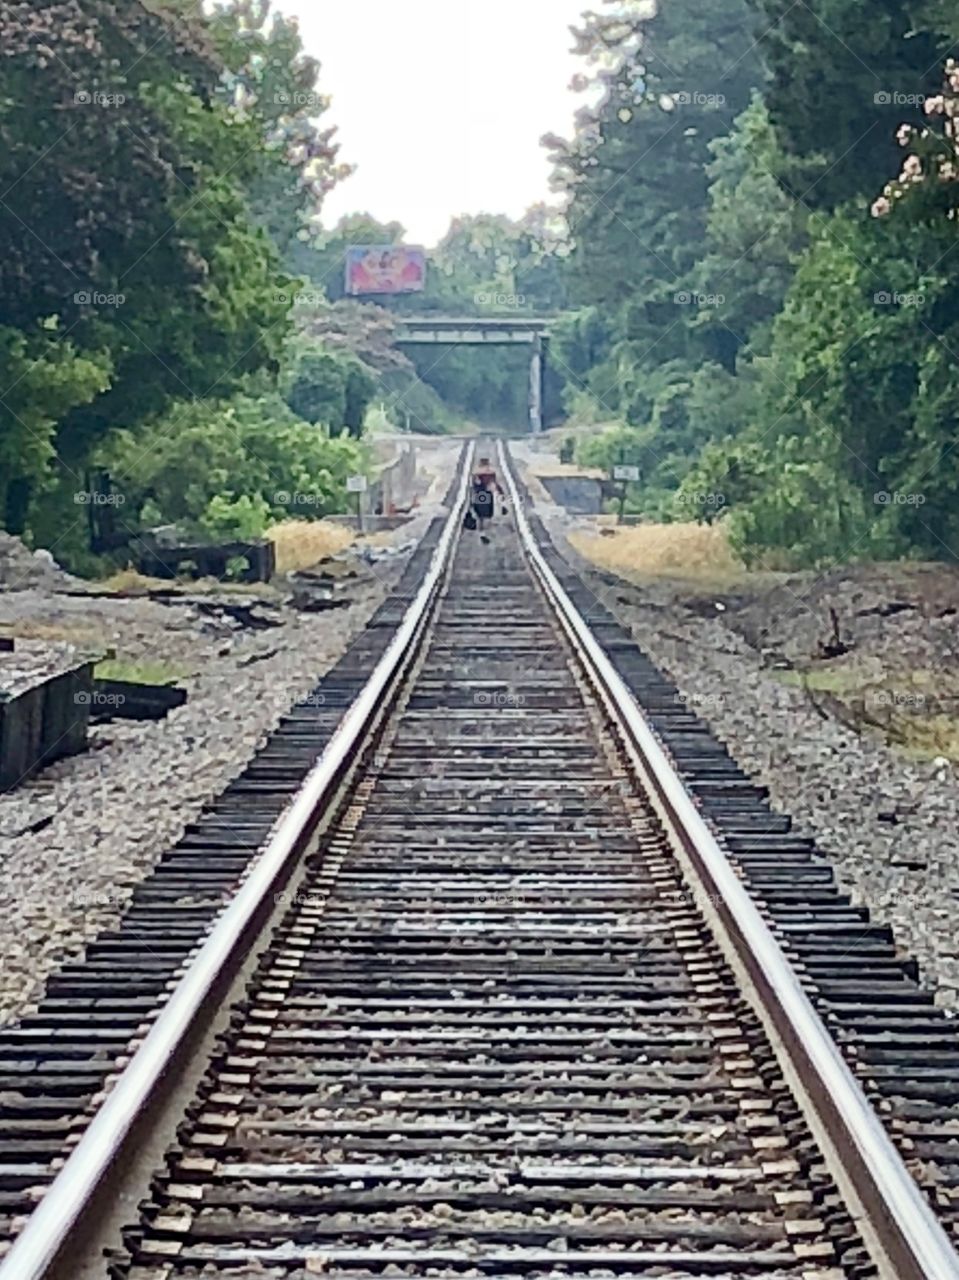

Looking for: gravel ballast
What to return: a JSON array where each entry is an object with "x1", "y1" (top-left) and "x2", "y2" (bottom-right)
[
  {"x1": 0, "y1": 637, "x2": 95, "y2": 700},
  {"x1": 0, "y1": 584, "x2": 387, "y2": 1024},
  {"x1": 531, "y1": 499, "x2": 959, "y2": 1011},
  {"x1": 0, "y1": 442, "x2": 461, "y2": 1025}
]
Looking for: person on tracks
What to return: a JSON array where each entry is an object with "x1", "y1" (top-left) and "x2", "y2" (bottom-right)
[{"x1": 471, "y1": 456, "x2": 505, "y2": 544}]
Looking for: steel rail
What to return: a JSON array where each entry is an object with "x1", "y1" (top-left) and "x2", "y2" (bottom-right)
[
  {"x1": 499, "y1": 441, "x2": 959, "y2": 1280},
  {"x1": 0, "y1": 445, "x2": 475, "y2": 1280}
]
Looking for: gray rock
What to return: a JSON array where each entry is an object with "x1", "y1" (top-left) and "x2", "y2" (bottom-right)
[
  {"x1": 534, "y1": 500, "x2": 959, "y2": 1011},
  {"x1": 0, "y1": 445, "x2": 461, "y2": 1025}
]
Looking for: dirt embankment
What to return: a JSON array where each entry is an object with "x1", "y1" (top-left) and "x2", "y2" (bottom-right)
[{"x1": 575, "y1": 527, "x2": 959, "y2": 762}]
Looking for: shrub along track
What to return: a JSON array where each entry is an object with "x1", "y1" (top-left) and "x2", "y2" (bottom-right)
[{"x1": 0, "y1": 443, "x2": 958, "y2": 1280}]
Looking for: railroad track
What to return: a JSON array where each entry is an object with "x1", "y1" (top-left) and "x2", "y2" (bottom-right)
[{"x1": 2, "y1": 442, "x2": 959, "y2": 1280}]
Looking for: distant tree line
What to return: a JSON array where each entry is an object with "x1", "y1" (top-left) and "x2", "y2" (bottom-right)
[{"x1": 548, "y1": 0, "x2": 959, "y2": 566}]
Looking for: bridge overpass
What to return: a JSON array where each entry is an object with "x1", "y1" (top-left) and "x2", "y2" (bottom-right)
[{"x1": 393, "y1": 316, "x2": 552, "y2": 433}]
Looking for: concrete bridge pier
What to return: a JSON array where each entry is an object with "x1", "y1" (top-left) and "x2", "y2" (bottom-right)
[{"x1": 529, "y1": 334, "x2": 544, "y2": 435}]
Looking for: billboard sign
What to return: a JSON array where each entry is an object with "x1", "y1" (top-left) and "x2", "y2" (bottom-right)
[{"x1": 345, "y1": 245, "x2": 427, "y2": 296}]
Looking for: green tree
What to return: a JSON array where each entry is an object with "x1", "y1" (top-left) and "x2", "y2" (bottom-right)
[
  {"x1": 693, "y1": 95, "x2": 808, "y2": 364},
  {"x1": 0, "y1": 0, "x2": 308, "y2": 547},
  {"x1": 0, "y1": 0, "x2": 220, "y2": 330},
  {"x1": 550, "y1": 0, "x2": 763, "y2": 314},
  {"x1": 547, "y1": 0, "x2": 766, "y2": 460},
  {"x1": 283, "y1": 345, "x2": 375, "y2": 437},
  {"x1": 208, "y1": 0, "x2": 350, "y2": 264},
  {"x1": 285, "y1": 351, "x2": 351, "y2": 426},
  {"x1": 102, "y1": 393, "x2": 365, "y2": 540},
  {"x1": 0, "y1": 329, "x2": 111, "y2": 532},
  {"x1": 719, "y1": 207, "x2": 958, "y2": 562},
  {"x1": 744, "y1": 0, "x2": 953, "y2": 207}
]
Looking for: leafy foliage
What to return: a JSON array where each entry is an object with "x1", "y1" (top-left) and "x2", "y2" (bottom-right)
[
  {"x1": 207, "y1": 0, "x2": 350, "y2": 263},
  {"x1": 745, "y1": 0, "x2": 950, "y2": 208},
  {"x1": 102, "y1": 394, "x2": 365, "y2": 541},
  {"x1": 283, "y1": 345, "x2": 375, "y2": 436},
  {"x1": 549, "y1": 0, "x2": 762, "y2": 315},
  {"x1": 0, "y1": 328, "x2": 111, "y2": 531},
  {"x1": 0, "y1": 0, "x2": 368, "y2": 568},
  {"x1": 554, "y1": 0, "x2": 959, "y2": 566},
  {"x1": 0, "y1": 0, "x2": 220, "y2": 330}
]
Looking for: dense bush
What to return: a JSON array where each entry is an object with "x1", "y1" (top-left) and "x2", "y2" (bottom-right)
[
  {"x1": 102, "y1": 394, "x2": 365, "y2": 542},
  {"x1": 283, "y1": 346, "x2": 376, "y2": 436}
]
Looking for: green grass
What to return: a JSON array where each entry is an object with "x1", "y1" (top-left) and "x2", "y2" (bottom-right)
[
  {"x1": 775, "y1": 664, "x2": 959, "y2": 761},
  {"x1": 894, "y1": 717, "x2": 959, "y2": 762},
  {"x1": 94, "y1": 658, "x2": 191, "y2": 686},
  {"x1": 772, "y1": 667, "x2": 869, "y2": 696}
]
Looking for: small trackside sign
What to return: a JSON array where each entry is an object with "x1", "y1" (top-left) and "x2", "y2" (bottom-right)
[
  {"x1": 346, "y1": 475, "x2": 368, "y2": 493},
  {"x1": 613, "y1": 465, "x2": 639, "y2": 482}
]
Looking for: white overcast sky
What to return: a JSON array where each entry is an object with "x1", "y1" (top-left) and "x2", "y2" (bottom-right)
[{"x1": 284, "y1": 0, "x2": 589, "y2": 245}]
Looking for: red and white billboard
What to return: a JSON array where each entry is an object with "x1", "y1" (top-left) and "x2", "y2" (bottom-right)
[{"x1": 345, "y1": 245, "x2": 427, "y2": 296}]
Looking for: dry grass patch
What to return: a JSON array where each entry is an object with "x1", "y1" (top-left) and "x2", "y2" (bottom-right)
[
  {"x1": 268, "y1": 520, "x2": 353, "y2": 574},
  {"x1": 98, "y1": 567, "x2": 176, "y2": 593},
  {"x1": 0, "y1": 619, "x2": 104, "y2": 647},
  {"x1": 571, "y1": 520, "x2": 745, "y2": 582}
]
